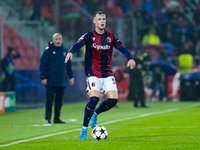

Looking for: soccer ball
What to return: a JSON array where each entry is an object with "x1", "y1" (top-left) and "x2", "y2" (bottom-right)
[{"x1": 91, "y1": 126, "x2": 108, "y2": 141}]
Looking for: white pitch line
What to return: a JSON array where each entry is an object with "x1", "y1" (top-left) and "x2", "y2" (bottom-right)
[
  {"x1": 100, "y1": 108, "x2": 179, "y2": 126},
  {"x1": 0, "y1": 103, "x2": 200, "y2": 147},
  {"x1": 0, "y1": 129, "x2": 81, "y2": 148},
  {"x1": 32, "y1": 119, "x2": 77, "y2": 127}
]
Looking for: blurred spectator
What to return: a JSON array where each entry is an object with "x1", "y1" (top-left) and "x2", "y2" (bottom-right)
[
  {"x1": 164, "y1": 0, "x2": 183, "y2": 14},
  {"x1": 169, "y1": 12, "x2": 180, "y2": 27},
  {"x1": 195, "y1": 40, "x2": 200, "y2": 55},
  {"x1": 30, "y1": 0, "x2": 41, "y2": 20},
  {"x1": 134, "y1": 10, "x2": 147, "y2": 47},
  {"x1": 1, "y1": 47, "x2": 20, "y2": 91},
  {"x1": 131, "y1": 0, "x2": 143, "y2": 9},
  {"x1": 143, "y1": 64, "x2": 153, "y2": 90},
  {"x1": 143, "y1": 52, "x2": 152, "y2": 71},
  {"x1": 176, "y1": 15, "x2": 190, "y2": 30},
  {"x1": 170, "y1": 14, "x2": 193, "y2": 51},
  {"x1": 134, "y1": 10, "x2": 146, "y2": 32},
  {"x1": 20, "y1": 0, "x2": 33, "y2": 20},
  {"x1": 160, "y1": 47, "x2": 169, "y2": 60},
  {"x1": 160, "y1": 22, "x2": 175, "y2": 43},
  {"x1": 142, "y1": 52, "x2": 153, "y2": 101},
  {"x1": 193, "y1": 4, "x2": 200, "y2": 27},
  {"x1": 116, "y1": 0, "x2": 131, "y2": 14},
  {"x1": 192, "y1": 30, "x2": 200, "y2": 45},
  {"x1": 144, "y1": 9, "x2": 168, "y2": 25},
  {"x1": 142, "y1": 27, "x2": 161, "y2": 45},
  {"x1": 150, "y1": 65, "x2": 167, "y2": 101},
  {"x1": 180, "y1": 42, "x2": 195, "y2": 56},
  {"x1": 128, "y1": 57, "x2": 146, "y2": 107},
  {"x1": 23, "y1": 0, "x2": 33, "y2": 7},
  {"x1": 142, "y1": 0, "x2": 154, "y2": 13},
  {"x1": 152, "y1": 0, "x2": 162, "y2": 10},
  {"x1": 76, "y1": 0, "x2": 87, "y2": 8},
  {"x1": 178, "y1": 50, "x2": 193, "y2": 76},
  {"x1": 105, "y1": 0, "x2": 123, "y2": 18}
]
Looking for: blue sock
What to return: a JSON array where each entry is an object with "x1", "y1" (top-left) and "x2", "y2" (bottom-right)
[
  {"x1": 95, "y1": 98, "x2": 118, "y2": 115},
  {"x1": 83, "y1": 96, "x2": 99, "y2": 127}
]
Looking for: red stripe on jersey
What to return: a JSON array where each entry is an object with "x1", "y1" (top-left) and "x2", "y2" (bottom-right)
[{"x1": 92, "y1": 30, "x2": 102, "y2": 77}]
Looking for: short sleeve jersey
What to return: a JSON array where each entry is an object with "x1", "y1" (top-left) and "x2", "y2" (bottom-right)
[{"x1": 79, "y1": 29, "x2": 123, "y2": 78}]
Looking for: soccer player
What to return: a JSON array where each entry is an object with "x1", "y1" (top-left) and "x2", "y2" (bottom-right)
[{"x1": 65, "y1": 11, "x2": 136, "y2": 140}]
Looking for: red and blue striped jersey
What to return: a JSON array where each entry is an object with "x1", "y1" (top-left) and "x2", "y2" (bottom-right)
[{"x1": 70, "y1": 29, "x2": 131, "y2": 78}]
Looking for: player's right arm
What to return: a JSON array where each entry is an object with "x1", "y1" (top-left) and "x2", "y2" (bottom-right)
[
  {"x1": 65, "y1": 32, "x2": 89, "y2": 63},
  {"x1": 65, "y1": 40, "x2": 85, "y2": 63}
]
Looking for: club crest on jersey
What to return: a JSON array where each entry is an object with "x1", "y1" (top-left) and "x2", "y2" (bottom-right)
[
  {"x1": 107, "y1": 37, "x2": 111, "y2": 43},
  {"x1": 63, "y1": 52, "x2": 66, "y2": 56},
  {"x1": 92, "y1": 82, "x2": 95, "y2": 87}
]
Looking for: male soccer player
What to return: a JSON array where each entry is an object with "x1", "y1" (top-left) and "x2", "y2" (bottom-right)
[{"x1": 65, "y1": 11, "x2": 136, "y2": 140}]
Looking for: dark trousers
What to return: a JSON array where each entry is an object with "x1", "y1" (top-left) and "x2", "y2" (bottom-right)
[
  {"x1": 133, "y1": 94, "x2": 145, "y2": 107},
  {"x1": 2, "y1": 74, "x2": 16, "y2": 91},
  {"x1": 45, "y1": 86, "x2": 65, "y2": 121}
]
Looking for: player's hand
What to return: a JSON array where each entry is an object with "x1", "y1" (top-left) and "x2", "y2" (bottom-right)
[
  {"x1": 42, "y1": 79, "x2": 47, "y2": 85},
  {"x1": 69, "y1": 78, "x2": 74, "y2": 85},
  {"x1": 127, "y1": 59, "x2": 136, "y2": 69},
  {"x1": 65, "y1": 52, "x2": 73, "y2": 63}
]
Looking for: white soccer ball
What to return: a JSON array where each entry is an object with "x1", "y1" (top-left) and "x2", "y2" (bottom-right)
[{"x1": 91, "y1": 125, "x2": 108, "y2": 141}]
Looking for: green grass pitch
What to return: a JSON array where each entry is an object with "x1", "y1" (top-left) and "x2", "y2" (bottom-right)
[{"x1": 0, "y1": 101, "x2": 200, "y2": 150}]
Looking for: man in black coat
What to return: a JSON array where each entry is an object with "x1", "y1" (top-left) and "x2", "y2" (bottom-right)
[
  {"x1": 39, "y1": 33, "x2": 74, "y2": 124},
  {"x1": 128, "y1": 58, "x2": 146, "y2": 107}
]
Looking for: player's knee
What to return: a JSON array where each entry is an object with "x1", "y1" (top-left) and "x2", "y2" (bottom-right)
[
  {"x1": 86, "y1": 96, "x2": 99, "y2": 110},
  {"x1": 106, "y1": 98, "x2": 118, "y2": 109}
]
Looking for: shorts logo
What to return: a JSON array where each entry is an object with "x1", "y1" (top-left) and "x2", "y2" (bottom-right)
[
  {"x1": 92, "y1": 82, "x2": 95, "y2": 87},
  {"x1": 112, "y1": 78, "x2": 116, "y2": 84}
]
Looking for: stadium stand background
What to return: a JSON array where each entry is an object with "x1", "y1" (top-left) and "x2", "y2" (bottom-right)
[{"x1": 1, "y1": 0, "x2": 200, "y2": 109}]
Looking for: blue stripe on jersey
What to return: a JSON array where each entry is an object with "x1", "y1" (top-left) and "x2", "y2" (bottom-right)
[{"x1": 92, "y1": 30, "x2": 102, "y2": 77}]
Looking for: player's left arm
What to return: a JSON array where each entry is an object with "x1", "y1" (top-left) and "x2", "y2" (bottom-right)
[
  {"x1": 126, "y1": 58, "x2": 136, "y2": 69},
  {"x1": 118, "y1": 46, "x2": 136, "y2": 69},
  {"x1": 113, "y1": 34, "x2": 136, "y2": 69}
]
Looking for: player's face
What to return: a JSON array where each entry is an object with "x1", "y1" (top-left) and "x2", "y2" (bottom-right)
[
  {"x1": 93, "y1": 14, "x2": 106, "y2": 31},
  {"x1": 52, "y1": 34, "x2": 63, "y2": 47}
]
